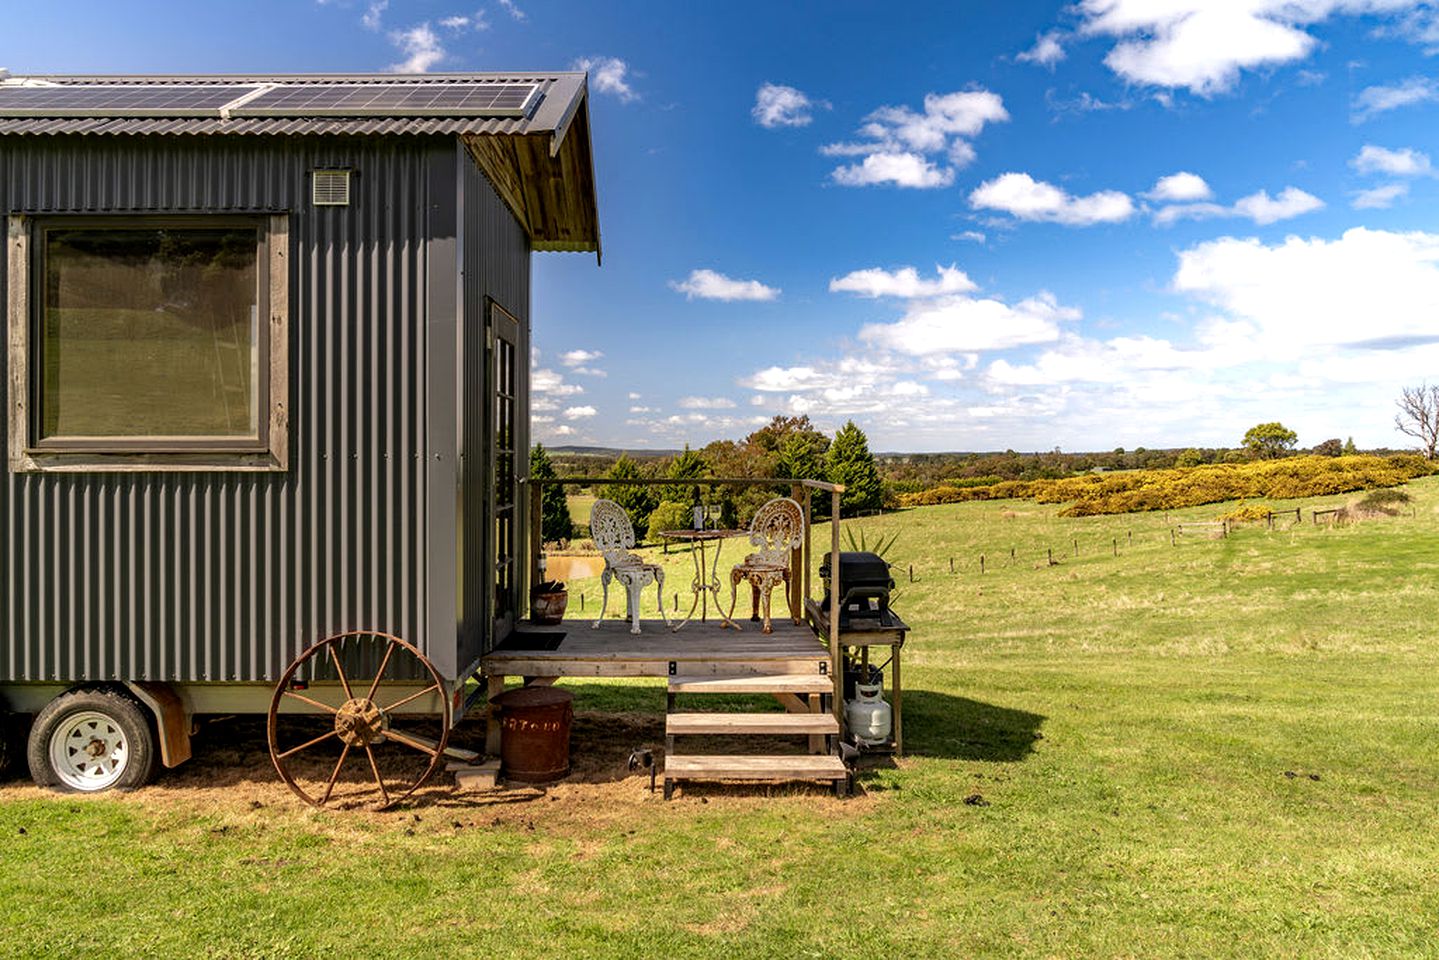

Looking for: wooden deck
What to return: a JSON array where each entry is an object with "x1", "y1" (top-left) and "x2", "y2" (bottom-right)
[{"x1": 481, "y1": 617, "x2": 831, "y2": 678}]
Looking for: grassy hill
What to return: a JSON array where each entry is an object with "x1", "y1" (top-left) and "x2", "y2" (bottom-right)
[{"x1": 3, "y1": 479, "x2": 1438, "y2": 957}]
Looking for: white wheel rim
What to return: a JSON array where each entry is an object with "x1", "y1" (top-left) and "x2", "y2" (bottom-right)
[{"x1": 49, "y1": 710, "x2": 130, "y2": 791}]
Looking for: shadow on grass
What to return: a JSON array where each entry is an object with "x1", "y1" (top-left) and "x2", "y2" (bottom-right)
[{"x1": 895, "y1": 690, "x2": 1045, "y2": 763}]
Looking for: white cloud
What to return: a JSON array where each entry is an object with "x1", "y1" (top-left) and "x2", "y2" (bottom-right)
[
  {"x1": 1352, "y1": 76, "x2": 1439, "y2": 121},
  {"x1": 1353, "y1": 183, "x2": 1409, "y2": 208},
  {"x1": 362, "y1": 0, "x2": 387, "y2": 31},
  {"x1": 532, "y1": 368, "x2": 584, "y2": 397},
  {"x1": 1173, "y1": 226, "x2": 1439, "y2": 349},
  {"x1": 678, "y1": 396, "x2": 737, "y2": 409},
  {"x1": 560, "y1": 349, "x2": 603, "y2": 367},
  {"x1": 859, "y1": 290, "x2": 1079, "y2": 355},
  {"x1": 1074, "y1": 1, "x2": 1435, "y2": 97},
  {"x1": 497, "y1": 0, "x2": 526, "y2": 20},
  {"x1": 1154, "y1": 186, "x2": 1323, "y2": 225},
  {"x1": 388, "y1": 23, "x2": 445, "y2": 73},
  {"x1": 574, "y1": 56, "x2": 637, "y2": 102},
  {"x1": 628, "y1": 405, "x2": 653, "y2": 413},
  {"x1": 1018, "y1": 31, "x2": 1067, "y2": 68},
  {"x1": 669, "y1": 269, "x2": 780, "y2": 302},
  {"x1": 439, "y1": 11, "x2": 487, "y2": 31},
  {"x1": 753, "y1": 83, "x2": 822, "y2": 128},
  {"x1": 1352, "y1": 144, "x2": 1433, "y2": 176},
  {"x1": 564, "y1": 405, "x2": 597, "y2": 420},
  {"x1": 953, "y1": 230, "x2": 987, "y2": 244},
  {"x1": 831, "y1": 152, "x2": 954, "y2": 189},
  {"x1": 969, "y1": 172, "x2": 1135, "y2": 226},
  {"x1": 1145, "y1": 171, "x2": 1213, "y2": 202},
  {"x1": 829, "y1": 264, "x2": 977, "y2": 299},
  {"x1": 823, "y1": 89, "x2": 1007, "y2": 189}
]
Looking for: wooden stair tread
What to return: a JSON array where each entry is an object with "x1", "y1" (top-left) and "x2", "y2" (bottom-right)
[
  {"x1": 669, "y1": 674, "x2": 833, "y2": 694},
  {"x1": 666, "y1": 712, "x2": 839, "y2": 735},
  {"x1": 664, "y1": 754, "x2": 847, "y2": 780}
]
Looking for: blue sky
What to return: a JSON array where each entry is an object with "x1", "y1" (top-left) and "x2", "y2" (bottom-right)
[{"x1": 8, "y1": 2, "x2": 1439, "y2": 452}]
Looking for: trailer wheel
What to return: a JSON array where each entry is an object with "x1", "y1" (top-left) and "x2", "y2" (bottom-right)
[
  {"x1": 268, "y1": 632, "x2": 452, "y2": 811},
  {"x1": 27, "y1": 689, "x2": 158, "y2": 792}
]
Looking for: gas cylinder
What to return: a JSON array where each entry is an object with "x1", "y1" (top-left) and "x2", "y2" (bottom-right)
[{"x1": 845, "y1": 681, "x2": 892, "y2": 746}]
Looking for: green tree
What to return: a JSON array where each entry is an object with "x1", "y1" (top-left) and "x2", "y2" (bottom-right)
[
  {"x1": 529, "y1": 443, "x2": 572, "y2": 545},
  {"x1": 599, "y1": 454, "x2": 658, "y2": 540},
  {"x1": 1343, "y1": 436, "x2": 1358, "y2": 455},
  {"x1": 1175, "y1": 448, "x2": 1204, "y2": 468},
  {"x1": 1312, "y1": 438, "x2": 1343, "y2": 457},
  {"x1": 1242, "y1": 422, "x2": 1298, "y2": 460},
  {"x1": 827, "y1": 420, "x2": 883, "y2": 517},
  {"x1": 746, "y1": 414, "x2": 828, "y2": 454},
  {"x1": 776, "y1": 430, "x2": 829, "y2": 484},
  {"x1": 666, "y1": 444, "x2": 709, "y2": 505}
]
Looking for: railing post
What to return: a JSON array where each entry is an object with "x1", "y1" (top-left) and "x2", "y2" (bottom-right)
[
  {"x1": 801, "y1": 485, "x2": 813, "y2": 615},
  {"x1": 830, "y1": 486, "x2": 843, "y2": 730},
  {"x1": 790, "y1": 482, "x2": 805, "y2": 620},
  {"x1": 529, "y1": 478, "x2": 544, "y2": 595}
]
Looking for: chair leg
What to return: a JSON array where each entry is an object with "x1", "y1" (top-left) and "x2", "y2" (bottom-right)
[
  {"x1": 724, "y1": 571, "x2": 744, "y2": 630},
  {"x1": 592, "y1": 570, "x2": 611, "y2": 629},
  {"x1": 750, "y1": 582, "x2": 761, "y2": 622},
  {"x1": 625, "y1": 577, "x2": 643, "y2": 635},
  {"x1": 655, "y1": 569, "x2": 672, "y2": 627},
  {"x1": 784, "y1": 570, "x2": 800, "y2": 625},
  {"x1": 760, "y1": 583, "x2": 773, "y2": 635}
]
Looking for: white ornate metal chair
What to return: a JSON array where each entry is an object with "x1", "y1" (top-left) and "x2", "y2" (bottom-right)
[
  {"x1": 727, "y1": 496, "x2": 805, "y2": 634},
  {"x1": 589, "y1": 499, "x2": 670, "y2": 635}
]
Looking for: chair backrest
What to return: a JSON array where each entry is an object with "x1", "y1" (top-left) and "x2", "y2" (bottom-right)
[
  {"x1": 747, "y1": 497, "x2": 805, "y2": 567},
  {"x1": 589, "y1": 498, "x2": 636, "y2": 564}
]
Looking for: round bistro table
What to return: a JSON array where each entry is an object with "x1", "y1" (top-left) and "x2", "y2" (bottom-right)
[{"x1": 657, "y1": 529, "x2": 747, "y2": 631}]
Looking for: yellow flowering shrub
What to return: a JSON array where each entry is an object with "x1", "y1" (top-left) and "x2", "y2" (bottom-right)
[{"x1": 898, "y1": 455, "x2": 1437, "y2": 517}]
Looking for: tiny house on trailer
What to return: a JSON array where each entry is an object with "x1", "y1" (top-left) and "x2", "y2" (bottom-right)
[{"x1": 0, "y1": 72, "x2": 599, "y2": 800}]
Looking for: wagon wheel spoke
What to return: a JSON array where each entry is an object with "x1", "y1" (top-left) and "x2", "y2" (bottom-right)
[
  {"x1": 381, "y1": 683, "x2": 440, "y2": 714},
  {"x1": 328, "y1": 644, "x2": 355, "y2": 700},
  {"x1": 364, "y1": 640, "x2": 399, "y2": 703},
  {"x1": 276, "y1": 729, "x2": 339, "y2": 760},
  {"x1": 364, "y1": 744, "x2": 391, "y2": 807},
  {"x1": 320, "y1": 744, "x2": 352, "y2": 805},
  {"x1": 282, "y1": 690, "x2": 340, "y2": 714},
  {"x1": 383, "y1": 727, "x2": 440, "y2": 758}
]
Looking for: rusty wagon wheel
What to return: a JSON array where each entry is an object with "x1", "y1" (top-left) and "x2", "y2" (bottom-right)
[{"x1": 267, "y1": 632, "x2": 453, "y2": 811}]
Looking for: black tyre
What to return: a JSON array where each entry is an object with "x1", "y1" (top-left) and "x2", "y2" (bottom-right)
[{"x1": 27, "y1": 688, "x2": 158, "y2": 793}]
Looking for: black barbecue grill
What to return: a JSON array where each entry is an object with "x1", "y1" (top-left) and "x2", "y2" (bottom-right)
[{"x1": 819, "y1": 551, "x2": 896, "y2": 628}]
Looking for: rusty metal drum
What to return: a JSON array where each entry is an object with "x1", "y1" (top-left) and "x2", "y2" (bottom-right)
[{"x1": 490, "y1": 685, "x2": 574, "y2": 783}]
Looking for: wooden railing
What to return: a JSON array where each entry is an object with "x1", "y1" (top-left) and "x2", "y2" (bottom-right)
[{"x1": 521, "y1": 476, "x2": 847, "y2": 725}]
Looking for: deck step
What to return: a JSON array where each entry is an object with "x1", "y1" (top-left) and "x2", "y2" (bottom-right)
[
  {"x1": 664, "y1": 754, "x2": 847, "y2": 782},
  {"x1": 666, "y1": 712, "x2": 839, "y2": 736},
  {"x1": 668, "y1": 673, "x2": 833, "y2": 695}
]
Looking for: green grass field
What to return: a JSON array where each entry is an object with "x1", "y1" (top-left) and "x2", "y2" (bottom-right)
[{"x1": 3, "y1": 480, "x2": 1439, "y2": 957}]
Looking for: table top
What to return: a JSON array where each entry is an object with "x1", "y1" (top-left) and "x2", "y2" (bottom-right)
[{"x1": 657, "y1": 528, "x2": 747, "y2": 542}]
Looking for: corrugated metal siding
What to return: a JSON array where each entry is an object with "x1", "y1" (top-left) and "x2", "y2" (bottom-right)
[
  {"x1": 456, "y1": 149, "x2": 531, "y2": 668},
  {"x1": 0, "y1": 134, "x2": 448, "y2": 683}
]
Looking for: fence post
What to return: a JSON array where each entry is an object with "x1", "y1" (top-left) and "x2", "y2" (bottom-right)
[
  {"x1": 1047, "y1": 547, "x2": 1053, "y2": 565},
  {"x1": 949, "y1": 557, "x2": 954, "y2": 574},
  {"x1": 908, "y1": 564, "x2": 914, "y2": 583},
  {"x1": 1073, "y1": 538, "x2": 1078, "y2": 557},
  {"x1": 980, "y1": 554, "x2": 985, "y2": 575},
  {"x1": 1128, "y1": 530, "x2": 1132, "y2": 545},
  {"x1": 1113, "y1": 538, "x2": 1117, "y2": 557},
  {"x1": 1011, "y1": 546, "x2": 1016, "y2": 560},
  {"x1": 1170, "y1": 528, "x2": 1176, "y2": 546}
]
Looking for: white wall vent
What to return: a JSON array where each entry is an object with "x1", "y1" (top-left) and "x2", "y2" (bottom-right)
[{"x1": 312, "y1": 169, "x2": 351, "y2": 206}]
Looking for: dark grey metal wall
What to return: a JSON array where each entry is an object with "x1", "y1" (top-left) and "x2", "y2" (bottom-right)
[
  {"x1": 456, "y1": 151, "x2": 531, "y2": 673},
  {"x1": 0, "y1": 133, "x2": 508, "y2": 684}
]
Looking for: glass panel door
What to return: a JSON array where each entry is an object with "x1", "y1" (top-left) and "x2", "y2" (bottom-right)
[{"x1": 489, "y1": 302, "x2": 521, "y2": 640}]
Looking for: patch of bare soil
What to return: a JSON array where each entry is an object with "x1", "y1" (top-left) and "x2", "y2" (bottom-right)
[{"x1": 0, "y1": 709, "x2": 879, "y2": 836}]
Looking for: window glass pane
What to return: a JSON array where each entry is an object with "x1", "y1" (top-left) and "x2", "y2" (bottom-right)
[{"x1": 41, "y1": 226, "x2": 259, "y2": 440}]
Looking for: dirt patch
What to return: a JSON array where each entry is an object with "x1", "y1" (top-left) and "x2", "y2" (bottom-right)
[{"x1": 0, "y1": 709, "x2": 877, "y2": 836}]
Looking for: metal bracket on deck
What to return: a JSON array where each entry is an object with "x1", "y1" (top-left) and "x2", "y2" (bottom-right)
[
  {"x1": 668, "y1": 661, "x2": 677, "y2": 676},
  {"x1": 818, "y1": 661, "x2": 828, "y2": 675}
]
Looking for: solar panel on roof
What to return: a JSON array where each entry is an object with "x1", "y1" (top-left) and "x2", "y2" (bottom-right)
[
  {"x1": 232, "y1": 82, "x2": 540, "y2": 118},
  {"x1": 0, "y1": 84, "x2": 260, "y2": 117}
]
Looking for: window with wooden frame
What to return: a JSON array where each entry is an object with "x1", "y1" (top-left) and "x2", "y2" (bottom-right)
[{"x1": 6, "y1": 214, "x2": 289, "y2": 472}]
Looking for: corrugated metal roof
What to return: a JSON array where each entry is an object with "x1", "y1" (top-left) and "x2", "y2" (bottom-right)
[{"x1": 0, "y1": 73, "x2": 587, "y2": 141}]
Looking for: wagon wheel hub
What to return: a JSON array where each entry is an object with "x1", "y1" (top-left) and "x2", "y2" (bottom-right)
[
  {"x1": 334, "y1": 698, "x2": 386, "y2": 747},
  {"x1": 84, "y1": 738, "x2": 108, "y2": 759}
]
